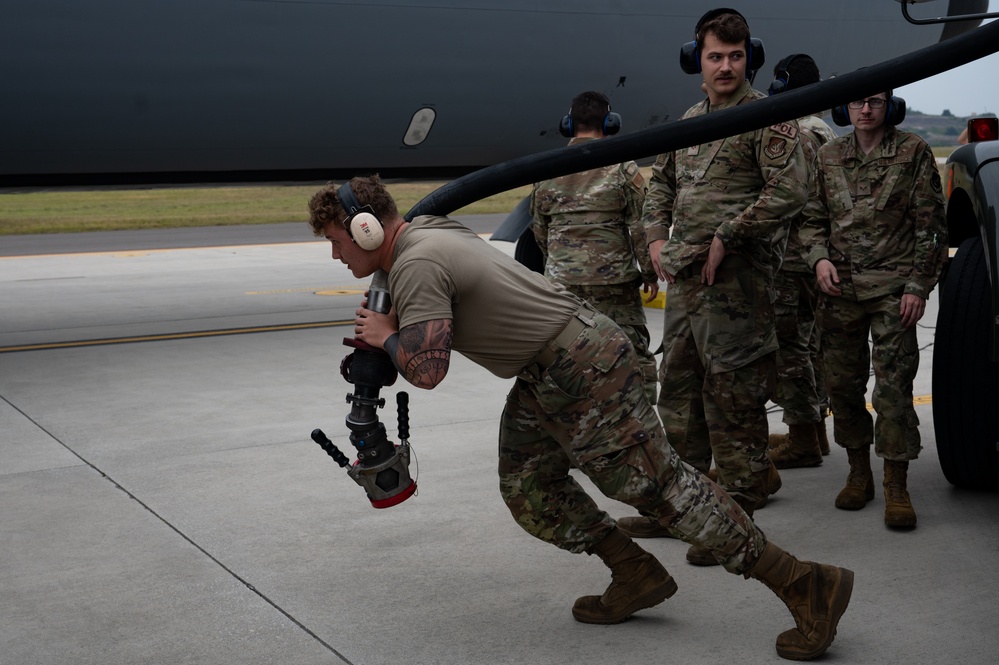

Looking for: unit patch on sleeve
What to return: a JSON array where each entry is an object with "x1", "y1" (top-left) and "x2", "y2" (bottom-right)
[{"x1": 764, "y1": 137, "x2": 788, "y2": 159}]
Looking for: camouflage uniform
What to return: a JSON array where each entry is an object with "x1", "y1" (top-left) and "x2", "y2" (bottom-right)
[
  {"x1": 799, "y1": 126, "x2": 947, "y2": 460},
  {"x1": 774, "y1": 114, "x2": 838, "y2": 426},
  {"x1": 531, "y1": 137, "x2": 658, "y2": 405},
  {"x1": 393, "y1": 215, "x2": 768, "y2": 573},
  {"x1": 501, "y1": 308, "x2": 765, "y2": 572},
  {"x1": 642, "y1": 80, "x2": 808, "y2": 506}
]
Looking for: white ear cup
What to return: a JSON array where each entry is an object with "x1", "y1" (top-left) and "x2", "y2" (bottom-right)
[{"x1": 349, "y1": 211, "x2": 385, "y2": 250}]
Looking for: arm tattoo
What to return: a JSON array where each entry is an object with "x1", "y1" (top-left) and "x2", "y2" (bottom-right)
[{"x1": 398, "y1": 319, "x2": 453, "y2": 388}]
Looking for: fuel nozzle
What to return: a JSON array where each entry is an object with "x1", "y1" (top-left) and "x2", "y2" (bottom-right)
[
  {"x1": 311, "y1": 398, "x2": 416, "y2": 509},
  {"x1": 310, "y1": 270, "x2": 417, "y2": 508}
]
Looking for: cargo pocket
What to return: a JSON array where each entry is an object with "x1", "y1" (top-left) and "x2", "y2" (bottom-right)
[
  {"x1": 707, "y1": 348, "x2": 775, "y2": 414},
  {"x1": 670, "y1": 467, "x2": 750, "y2": 543},
  {"x1": 580, "y1": 435, "x2": 669, "y2": 505}
]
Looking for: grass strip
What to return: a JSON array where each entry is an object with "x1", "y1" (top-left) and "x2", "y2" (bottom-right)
[
  {"x1": 0, "y1": 182, "x2": 532, "y2": 235},
  {"x1": 1, "y1": 146, "x2": 959, "y2": 236}
]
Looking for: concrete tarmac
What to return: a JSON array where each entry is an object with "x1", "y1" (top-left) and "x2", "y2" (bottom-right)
[{"x1": 2, "y1": 218, "x2": 997, "y2": 665}]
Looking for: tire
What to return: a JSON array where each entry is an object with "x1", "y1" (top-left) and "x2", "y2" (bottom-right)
[
  {"x1": 514, "y1": 229, "x2": 545, "y2": 274},
  {"x1": 932, "y1": 236, "x2": 999, "y2": 490}
]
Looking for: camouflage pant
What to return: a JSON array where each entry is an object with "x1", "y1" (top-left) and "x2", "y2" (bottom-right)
[
  {"x1": 498, "y1": 309, "x2": 766, "y2": 574},
  {"x1": 818, "y1": 283, "x2": 921, "y2": 461},
  {"x1": 562, "y1": 281, "x2": 657, "y2": 406},
  {"x1": 657, "y1": 258, "x2": 777, "y2": 507},
  {"x1": 773, "y1": 269, "x2": 823, "y2": 425}
]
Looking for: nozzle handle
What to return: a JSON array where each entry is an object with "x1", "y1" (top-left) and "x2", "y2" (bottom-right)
[
  {"x1": 311, "y1": 428, "x2": 351, "y2": 468},
  {"x1": 397, "y1": 392, "x2": 410, "y2": 442}
]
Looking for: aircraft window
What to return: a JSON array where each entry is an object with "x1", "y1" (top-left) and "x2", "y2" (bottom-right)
[{"x1": 403, "y1": 108, "x2": 436, "y2": 146}]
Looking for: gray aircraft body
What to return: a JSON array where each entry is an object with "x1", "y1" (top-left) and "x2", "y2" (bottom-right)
[{"x1": 0, "y1": 0, "x2": 986, "y2": 187}]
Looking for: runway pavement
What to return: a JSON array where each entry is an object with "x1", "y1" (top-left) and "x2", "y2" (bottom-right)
[{"x1": 2, "y1": 217, "x2": 997, "y2": 665}]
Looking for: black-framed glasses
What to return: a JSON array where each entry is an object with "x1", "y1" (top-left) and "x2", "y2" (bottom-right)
[{"x1": 847, "y1": 98, "x2": 887, "y2": 109}]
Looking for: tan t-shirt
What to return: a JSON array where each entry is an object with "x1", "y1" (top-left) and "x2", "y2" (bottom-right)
[{"x1": 389, "y1": 215, "x2": 581, "y2": 378}]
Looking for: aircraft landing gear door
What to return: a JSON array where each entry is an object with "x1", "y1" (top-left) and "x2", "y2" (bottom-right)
[{"x1": 403, "y1": 108, "x2": 436, "y2": 146}]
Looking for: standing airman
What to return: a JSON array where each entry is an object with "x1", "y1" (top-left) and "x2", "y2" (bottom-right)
[
  {"x1": 799, "y1": 90, "x2": 947, "y2": 527},
  {"x1": 620, "y1": 9, "x2": 806, "y2": 564},
  {"x1": 531, "y1": 91, "x2": 659, "y2": 405},
  {"x1": 765, "y1": 53, "x2": 838, "y2": 468}
]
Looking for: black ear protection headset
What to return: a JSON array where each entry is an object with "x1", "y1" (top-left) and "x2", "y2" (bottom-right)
[
  {"x1": 831, "y1": 93, "x2": 907, "y2": 127},
  {"x1": 336, "y1": 181, "x2": 386, "y2": 250},
  {"x1": 680, "y1": 7, "x2": 765, "y2": 76},
  {"x1": 559, "y1": 104, "x2": 622, "y2": 138},
  {"x1": 767, "y1": 53, "x2": 804, "y2": 96}
]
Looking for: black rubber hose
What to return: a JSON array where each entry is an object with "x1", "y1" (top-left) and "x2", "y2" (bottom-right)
[{"x1": 405, "y1": 17, "x2": 999, "y2": 221}]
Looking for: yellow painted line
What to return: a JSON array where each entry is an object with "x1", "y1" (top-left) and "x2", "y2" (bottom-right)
[
  {"x1": 644, "y1": 291, "x2": 667, "y2": 309},
  {"x1": 244, "y1": 287, "x2": 365, "y2": 296},
  {"x1": 856, "y1": 394, "x2": 934, "y2": 411},
  {"x1": 314, "y1": 288, "x2": 366, "y2": 297},
  {"x1": 0, "y1": 320, "x2": 353, "y2": 354}
]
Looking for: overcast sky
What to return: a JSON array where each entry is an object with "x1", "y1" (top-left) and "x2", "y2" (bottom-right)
[{"x1": 896, "y1": 2, "x2": 998, "y2": 116}]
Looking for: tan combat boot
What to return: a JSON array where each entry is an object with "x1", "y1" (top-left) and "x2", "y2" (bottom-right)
[
  {"x1": 754, "y1": 462, "x2": 783, "y2": 510},
  {"x1": 835, "y1": 446, "x2": 874, "y2": 510},
  {"x1": 705, "y1": 465, "x2": 780, "y2": 502},
  {"x1": 769, "y1": 423, "x2": 823, "y2": 469},
  {"x1": 616, "y1": 515, "x2": 675, "y2": 539},
  {"x1": 686, "y1": 543, "x2": 722, "y2": 566},
  {"x1": 816, "y1": 418, "x2": 831, "y2": 456},
  {"x1": 749, "y1": 541, "x2": 855, "y2": 660},
  {"x1": 572, "y1": 527, "x2": 678, "y2": 624},
  {"x1": 883, "y1": 460, "x2": 917, "y2": 528}
]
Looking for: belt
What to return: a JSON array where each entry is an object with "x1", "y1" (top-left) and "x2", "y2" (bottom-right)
[{"x1": 522, "y1": 305, "x2": 595, "y2": 378}]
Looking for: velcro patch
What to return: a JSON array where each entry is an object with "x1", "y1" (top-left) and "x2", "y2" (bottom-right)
[
  {"x1": 764, "y1": 137, "x2": 788, "y2": 160},
  {"x1": 769, "y1": 122, "x2": 799, "y2": 139},
  {"x1": 931, "y1": 170, "x2": 943, "y2": 194}
]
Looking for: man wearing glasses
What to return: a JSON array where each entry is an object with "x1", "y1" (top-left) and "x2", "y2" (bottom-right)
[{"x1": 799, "y1": 91, "x2": 947, "y2": 528}]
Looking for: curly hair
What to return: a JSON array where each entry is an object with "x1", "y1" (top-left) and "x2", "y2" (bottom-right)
[
  {"x1": 307, "y1": 175, "x2": 400, "y2": 237},
  {"x1": 698, "y1": 11, "x2": 750, "y2": 52}
]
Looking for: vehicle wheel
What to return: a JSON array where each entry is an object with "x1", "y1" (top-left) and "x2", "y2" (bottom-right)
[
  {"x1": 932, "y1": 236, "x2": 999, "y2": 490},
  {"x1": 514, "y1": 229, "x2": 545, "y2": 274}
]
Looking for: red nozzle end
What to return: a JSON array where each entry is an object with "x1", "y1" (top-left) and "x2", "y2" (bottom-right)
[
  {"x1": 343, "y1": 337, "x2": 382, "y2": 353},
  {"x1": 369, "y1": 481, "x2": 417, "y2": 509}
]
